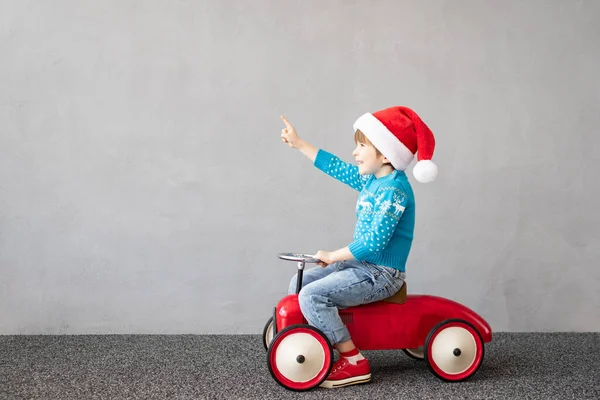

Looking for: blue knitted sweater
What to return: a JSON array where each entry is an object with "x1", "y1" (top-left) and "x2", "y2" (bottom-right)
[{"x1": 314, "y1": 149, "x2": 415, "y2": 272}]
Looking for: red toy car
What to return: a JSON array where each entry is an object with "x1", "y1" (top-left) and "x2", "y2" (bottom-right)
[{"x1": 263, "y1": 253, "x2": 492, "y2": 391}]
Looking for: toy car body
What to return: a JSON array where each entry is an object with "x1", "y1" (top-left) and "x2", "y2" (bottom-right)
[{"x1": 264, "y1": 253, "x2": 492, "y2": 391}]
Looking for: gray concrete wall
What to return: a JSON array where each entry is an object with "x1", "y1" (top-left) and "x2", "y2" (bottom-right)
[{"x1": 1, "y1": 0, "x2": 599, "y2": 334}]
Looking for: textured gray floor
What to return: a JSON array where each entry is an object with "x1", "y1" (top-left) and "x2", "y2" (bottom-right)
[{"x1": 1, "y1": 333, "x2": 599, "y2": 400}]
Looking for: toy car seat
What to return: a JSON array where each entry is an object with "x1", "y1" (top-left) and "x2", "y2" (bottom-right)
[{"x1": 383, "y1": 281, "x2": 407, "y2": 304}]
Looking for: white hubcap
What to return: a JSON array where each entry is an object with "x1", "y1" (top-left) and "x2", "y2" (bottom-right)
[
  {"x1": 406, "y1": 346, "x2": 424, "y2": 358},
  {"x1": 265, "y1": 322, "x2": 274, "y2": 348},
  {"x1": 430, "y1": 326, "x2": 477, "y2": 374},
  {"x1": 275, "y1": 332, "x2": 325, "y2": 382}
]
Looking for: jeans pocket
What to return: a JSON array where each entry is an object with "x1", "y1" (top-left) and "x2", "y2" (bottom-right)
[
  {"x1": 360, "y1": 260, "x2": 381, "y2": 280},
  {"x1": 362, "y1": 271, "x2": 398, "y2": 304},
  {"x1": 363, "y1": 285, "x2": 391, "y2": 303},
  {"x1": 380, "y1": 267, "x2": 403, "y2": 290}
]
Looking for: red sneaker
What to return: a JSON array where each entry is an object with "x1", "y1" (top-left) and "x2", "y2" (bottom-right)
[{"x1": 320, "y1": 358, "x2": 371, "y2": 389}]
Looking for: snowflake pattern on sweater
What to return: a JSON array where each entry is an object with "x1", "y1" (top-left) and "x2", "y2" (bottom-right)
[{"x1": 313, "y1": 149, "x2": 416, "y2": 271}]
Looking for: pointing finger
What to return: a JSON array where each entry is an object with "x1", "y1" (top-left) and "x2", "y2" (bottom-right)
[{"x1": 280, "y1": 115, "x2": 292, "y2": 128}]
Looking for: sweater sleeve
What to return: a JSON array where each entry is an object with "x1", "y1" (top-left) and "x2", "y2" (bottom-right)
[
  {"x1": 314, "y1": 149, "x2": 369, "y2": 192},
  {"x1": 348, "y1": 187, "x2": 408, "y2": 260}
]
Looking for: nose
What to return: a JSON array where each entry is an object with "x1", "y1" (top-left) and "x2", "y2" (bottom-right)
[{"x1": 352, "y1": 146, "x2": 359, "y2": 156}]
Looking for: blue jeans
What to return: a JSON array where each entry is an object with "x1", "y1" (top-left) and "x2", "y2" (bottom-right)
[{"x1": 288, "y1": 259, "x2": 406, "y2": 345}]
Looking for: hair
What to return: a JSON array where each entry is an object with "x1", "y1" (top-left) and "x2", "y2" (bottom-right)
[{"x1": 354, "y1": 129, "x2": 384, "y2": 158}]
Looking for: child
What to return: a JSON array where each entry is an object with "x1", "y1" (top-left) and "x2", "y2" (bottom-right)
[{"x1": 279, "y1": 106, "x2": 437, "y2": 389}]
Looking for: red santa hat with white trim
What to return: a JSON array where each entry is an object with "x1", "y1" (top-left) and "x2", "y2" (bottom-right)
[{"x1": 353, "y1": 106, "x2": 438, "y2": 183}]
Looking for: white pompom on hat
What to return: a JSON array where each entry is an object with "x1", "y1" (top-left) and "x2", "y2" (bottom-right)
[{"x1": 353, "y1": 106, "x2": 438, "y2": 183}]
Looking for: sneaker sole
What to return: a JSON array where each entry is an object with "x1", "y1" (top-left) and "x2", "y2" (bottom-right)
[{"x1": 319, "y1": 373, "x2": 372, "y2": 389}]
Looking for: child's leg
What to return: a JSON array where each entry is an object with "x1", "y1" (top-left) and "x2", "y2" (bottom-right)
[
  {"x1": 297, "y1": 260, "x2": 404, "y2": 388},
  {"x1": 287, "y1": 262, "x2": 339, "y2": 295},
  {"x1": 297, "y1": 260, "x2": 401, "y2": 343}
]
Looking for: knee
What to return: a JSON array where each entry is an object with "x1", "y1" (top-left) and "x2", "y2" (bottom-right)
[
  {"x1": 298, "y1": 289, "x2": 311, "y2": 316},
  {"x1": 298, "y1": 287, "x2": 327, "y2": 315},
  {"x1": 288, "y1": 275, "x2": 298, "y2": 295}
]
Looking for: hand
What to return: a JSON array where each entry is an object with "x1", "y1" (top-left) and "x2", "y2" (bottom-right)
[
  {"x1": 280, "y1": 115, "x2": 302, "y2": 148},
  {"x1": 314, "y1": 250, "x2": 334, "y2": 268}
]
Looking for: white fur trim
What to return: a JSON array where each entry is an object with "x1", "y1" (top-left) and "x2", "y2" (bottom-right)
[
  {"x1": 353, "y1": 113, "x2": 414, "y2": 171},
  {"x1": 413, "y1": 160, "x2": 438, "y2": 183}
]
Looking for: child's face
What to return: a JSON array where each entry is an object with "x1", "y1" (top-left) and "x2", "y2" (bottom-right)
[{"x1": 352, "y1": 141, "x2": 387, "y2": 176}]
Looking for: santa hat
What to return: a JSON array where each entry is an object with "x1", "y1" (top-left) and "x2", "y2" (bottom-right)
[{"x1": 353, "y1": 106, "x2": 438, "y2": 183}]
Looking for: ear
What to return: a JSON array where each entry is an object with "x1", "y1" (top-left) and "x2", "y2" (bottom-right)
[{"x1": 380, "y1": 154, "x2": 392, "y2": 165}]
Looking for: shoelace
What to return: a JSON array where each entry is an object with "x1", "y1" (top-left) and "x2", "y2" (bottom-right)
[{"x1": 332, "y1": 360, "x2": 348, "y2": 373}]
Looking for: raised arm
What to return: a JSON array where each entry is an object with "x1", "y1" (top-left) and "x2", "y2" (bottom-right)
[
  {"x1": 280, "y1": 115, "x2": 368, "y2": 191},
  {"x1": 313, "y1": 150, "x2": 369, "y2": 192},
  {"x1": 280, "y1": 115, "x2": 318, "y2": 162}
]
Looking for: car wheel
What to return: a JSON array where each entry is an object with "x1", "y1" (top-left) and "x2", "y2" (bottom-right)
[
  {"x1": 263, "y1": 317, "x2": 275, "y2": 350},
  {"x1": 267, "y1": 324, "x2": 334, "y2": 391},
  {"x1": 402, "y1": 346, "x2": 425, "y2": 360},
  {"x1": 424, "y1": 319, "x2": 484, "y2": 382}
]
